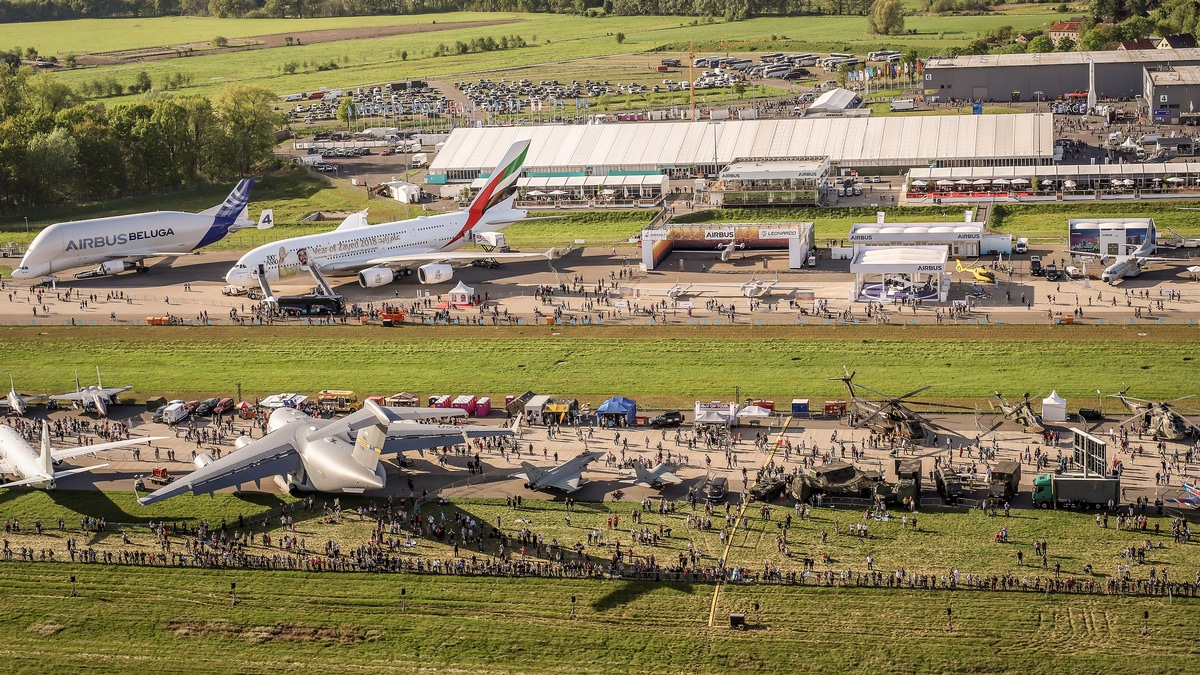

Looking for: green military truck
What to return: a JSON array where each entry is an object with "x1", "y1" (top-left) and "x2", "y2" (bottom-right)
[
  {"x1": 935, "y1": 464, "x2": 964, "y2": 505},
  {"x1": 988, "y1": 460, "x2": 1022, "y2": 501},
  {"x1": 894, "y1": 459, "x2": 922, "y2": 505}
]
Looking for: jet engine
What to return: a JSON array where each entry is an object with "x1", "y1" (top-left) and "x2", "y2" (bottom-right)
[
  {"x1": 194, "y1": 453, "x2": 214, "y2": 468},
  {"x1": 417, "y1": 263, "x2": 453, "y2": 285},
  {"x1": 98, "y1": 260, "x2": 129, "y2": 276},
  {"x1": 234, "y1": 435, "x2": 254, "y2": 449},
  {"x1": 357, "y1": 266, "x2": 395, "y2": 288}
]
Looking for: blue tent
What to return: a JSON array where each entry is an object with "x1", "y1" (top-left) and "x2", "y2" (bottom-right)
[{"x1": 597, "y1": 396, "x2": 637, "y2": 426}]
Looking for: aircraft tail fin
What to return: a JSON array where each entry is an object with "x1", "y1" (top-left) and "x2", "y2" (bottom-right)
[
  {"x1": 954, "y1": 259, "x2": 965, "y2": 272},
  {"x1": 519, "y1": 461, "x2": 546, "y2": 483},
  {"x1": 209, "y1": 179, "x2": 256, "y2": 227},
  {"x1": 633, "y1": 464, "x2": 651, "y2": 485},
  {"x1": 95, "y1": 365, "x2": 103, "y2": 389},
  {"x1": 352, "y1": 424, "x2": 387, "y2": 472},
  {"x1": 40, "y1": 424, "x2": 52, "y2": 476},
  {"x1": 468, "y1": 141, "x2": 530, "y2": 216},
  {"x1": 74, "y1": 369, "x2": 81, "y2": 391}
]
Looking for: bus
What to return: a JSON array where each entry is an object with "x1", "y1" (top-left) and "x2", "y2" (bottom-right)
[
  {"x1": 277, "y1": 294, "x2": 346, "y2": 317},
  {"x1": 868, "y1": 50, "x2": 901, "y2": 61}
]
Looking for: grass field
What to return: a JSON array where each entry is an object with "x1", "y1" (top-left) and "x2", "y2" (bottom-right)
[
  {"x1": 993, "y1": 201, "x2": 1200, "y2": 240},
  {"x1": 0, "y1": 325, "x2": 1192, "y2": 407},
  {"x1": 17, "y1": 12, "x2": 1070, "y2": 103},
  {"x1": 0, "y1": 561, "x2": 1191, "y2": 673}
]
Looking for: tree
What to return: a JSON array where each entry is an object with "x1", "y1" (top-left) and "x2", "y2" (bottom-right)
[
  {"x1": 337, "y1": 97, "x2": 352, "y2": 127},
  {"x1": 24, "y1": 127, "x2": 78, "y2": 205},
  {"x1": 866, "y1": 0, "x2": 903, "y2": 35},
  {"x1": 615, "y1": 32, "x2": 625, "y2": 43},
  {"x1": 1026, "y1": 35, "x2": 1054, "y2": 52},
  {"x1": 1057, "y1": 36, "x2": 1076, "y2": 51},
  {"x1": 210, "y1": 85, "x2": 286, "y2": 177},
  {"x1": 133, "y1": 70, "x2": 153, "y2": 93}
]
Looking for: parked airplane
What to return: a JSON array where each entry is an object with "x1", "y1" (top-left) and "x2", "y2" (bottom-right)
[
  {"x1": 48, "y1": 368, "x2": 132, "y2": 417},
  {"x1": 1068, "y1": 222, "x2": 1180, "y2": 283},
  {"x1": 513, "y1": 451, "x2": 604, "y2": 493},
  {"x1": 11, "y1": 180, "x2": 269, "y2": 281},
  {"x1": 954, "y1": 259, "x2": 996, "y2": 284},
  {"x1": 0, "y1": 424, "x2": 162, "y2": 489},
  {"x1": 137, "y1": 400, "x2": 511, "y2": 504},
  {"x1": 0, "y1": 376, "x2": 44, "y2": 416},
  {"x1": 622, "y1": 462, "x2": 682, "y2": 488},
  {"x1": 717, "y1": 240, "x2": 747, "y2": 262},
  {"x1": 225, "y1": 141, "x2": 559, "y2": 296}
]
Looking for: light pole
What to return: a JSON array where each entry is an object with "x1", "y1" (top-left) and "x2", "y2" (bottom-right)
[{"x1": 24, "y1": 217, "x2": 28, "y2": 233}]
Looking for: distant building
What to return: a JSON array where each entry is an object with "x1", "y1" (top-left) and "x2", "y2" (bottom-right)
[
  {"x1": 1119, "y1": 38, "x2": 1157, "y2": 51},
  {"x1": 1048, "y1": 19, "x2": 1083, "y2": 46},
  {"x1": 1157, "y1": 33, "x2": 1198, "y2": 49},
  {"x1": 1015, "y1": 32, "x2": 1043, "y2": 45},
  {"x1": 1143, "y1": 64, "x2": 1200, "y2": 124}
]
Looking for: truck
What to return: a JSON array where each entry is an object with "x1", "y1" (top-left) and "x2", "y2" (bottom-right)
[
  {"x1": 889, "y1": 99, "x2": 915, "y2": 112},
  {"x1": 988, "y1": 460, "x2": 1021, "y2": 501},
  {"x1": 1031, "y1": 473, "x2": 1120, "y2": 510},
  {"x1": 894, "y1": 459, "x2": 922, "y2": 505},
  {"x1": 1014, "y1": 237, "x2": 1029, "y2": 254},
  {"x1": 935, "y1": 464, "x2": 964, "y2": 504},
  {"x1": 317, "y1": 390, "x2": 360, "y2": 414}
]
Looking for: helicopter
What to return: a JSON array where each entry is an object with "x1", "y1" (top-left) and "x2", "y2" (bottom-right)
[
  {"x1": 1109, "y1": 387, "x2": 1197, "y2": 441},
  {"x1": 991, "y1": 392, "x2": 1045, "y2": 433},
  {"x1": 830, "y1": 366, "x2": 971, "y2": 443},
  {"x1": 954, "y1": 259, "x2": 997, "y2": 284}
]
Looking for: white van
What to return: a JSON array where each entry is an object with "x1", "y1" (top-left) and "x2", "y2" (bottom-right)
[
  {"x1": 1015, "y1": 238, "x2": 1029, "y2": 254},
  {"x1": 284, "y1": 93, "x2": 304, "y2": 102},
  {"x1": 162, "y1": 400, "x2": 190, "y2": 425}
]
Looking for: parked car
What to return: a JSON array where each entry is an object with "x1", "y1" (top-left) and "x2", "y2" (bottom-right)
[
  {"x1": 703, "y1": 476, "x2": 728, "y2": 502},
  {"x1": 1030, "y1": 255, "x2": 1044, "y2": 276},
  {"x1": 648, "y1": 411, "x2": 684, "y2": 428},
  {"x1": 195, "y1": 397, "x2": 221, "y2": 416},
  {"x1": 214, "y1": 397, "x2": 236, "y2": 415}
]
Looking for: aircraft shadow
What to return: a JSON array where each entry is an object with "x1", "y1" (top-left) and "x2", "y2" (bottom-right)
[{"x1": 590, "y1": 578, "x2": 696, "y2": 612}]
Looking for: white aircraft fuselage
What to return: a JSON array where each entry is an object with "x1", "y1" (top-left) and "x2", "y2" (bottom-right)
[
  {"x1": 0, "y1": 426, "x2": 54, "y2": 488},
  {"x1": 226, "y1": 205, "x2": 529, "y2": 287}
]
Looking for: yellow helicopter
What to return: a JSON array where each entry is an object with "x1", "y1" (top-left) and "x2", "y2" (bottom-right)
[{"x1": 954, "y1": 259, "x2": 997, "y2": 284}]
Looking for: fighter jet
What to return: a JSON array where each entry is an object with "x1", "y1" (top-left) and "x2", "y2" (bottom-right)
[
  {"x1": 48, "y1": 367, "x2": 133, "y2": 417},
  {"x1": 0, "y1": 424, "x2": 162, "y2": 489},
  {"x1": 138, "y1": 400, "x2": 511, "y2": 504},
  {"x1": 0, "y1": 376, "x2": 45, "y2": 417},
  {"x1": 621, "y1": 462, "x2": 682, "y2": 488},
  {"x1": 513, "y1": 451, "x2": 603, "y2": 493}
]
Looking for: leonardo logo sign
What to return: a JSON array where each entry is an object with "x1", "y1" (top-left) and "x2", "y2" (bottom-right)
[
  {"x1": 759, "y1": 228, "x2": 799, "y2": 239},
  {"x1": 704, "y1": 230, "x2": 736, "y2": 240}
]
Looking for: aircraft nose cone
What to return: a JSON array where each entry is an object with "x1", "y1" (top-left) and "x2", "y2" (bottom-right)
[{"x1": 225, "y1": 267, "x2": 249, "y2": 285}]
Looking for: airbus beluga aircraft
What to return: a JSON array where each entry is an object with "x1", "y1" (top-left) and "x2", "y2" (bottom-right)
[
  {"x1": 224, "y1": 140, "x2": 559, "y2": 295},
  {"x1": 11, "y1": 179, "x2": 270, "y2": 281}
]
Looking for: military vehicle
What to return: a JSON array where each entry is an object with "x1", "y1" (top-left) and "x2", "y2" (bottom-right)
[
  {"x1": 988, "y1": 460, "x2": 1021, "y2": 500},
  {"x1": 1110, "y1": 387, "x2": 1197, "y2": 441},
  {"x1": 894, "y1": 459, "x2": 923, "y2": 505},
  {"x1": 790, "y1": 461, "x2": 892, "y2": 503},
  {"x1": 748, "y1": 469, "x2": 788, "y2": 502},
  {"x1": 935, "y1": 464, "x2": 965, "y2": 504},
  {"x1": 831, "y1": 366, "x2": 970, "y2": 443}
]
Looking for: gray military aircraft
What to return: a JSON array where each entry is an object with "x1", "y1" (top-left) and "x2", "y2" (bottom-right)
[
  {"x1": 1110, "y1": 387, "x2": 1196, "y2": 441},
  {"x1": 137, "y1": 400, "x2": 511, "y2": 504},
  {"x1": 621, "y1": 462, "x2": 682, "y2": 488},
  {"x1": 992, "y1": 392, "x2": 1045, "y2": 433},
  {"x1": 0, "y1": 424, "x2": 162, "y2": 489},
  {"x1": 0, "y1": 376, "x2": 44, "y2": 417},
  {"x1": 514, "y1": 451, "x2": 604, "y2": 493},
  {"x1": 49, "y1": 368, "x2": 132, "y2": 417}
]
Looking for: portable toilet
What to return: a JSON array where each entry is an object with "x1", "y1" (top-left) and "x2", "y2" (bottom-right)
[
  {"x1": 791, "y1": 399, "x2": 810, "y2": 418},
  {"x1": 452, "y1": 394, "x2": 478, "y2": 415},
  {"x1": 476, "y1": 397, "x2": 492, "y2": 417}
]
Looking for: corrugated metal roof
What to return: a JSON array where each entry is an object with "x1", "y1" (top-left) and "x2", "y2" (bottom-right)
[
  {"x1": 927, "y1": 48, "x2": 1200, "y2": 69},
  {"x1": 429, "y1": 115, "x2": 1055, "y2": 175}
]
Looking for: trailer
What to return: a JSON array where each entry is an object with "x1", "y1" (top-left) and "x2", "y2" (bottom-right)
[{"x1": 1031, "y1": 473, "x2": 1120, "y2": 510}]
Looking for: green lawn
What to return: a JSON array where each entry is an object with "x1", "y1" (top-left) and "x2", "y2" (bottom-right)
[
  {"x1": 25, "y1": 13, "x2": 1070, "y2": 103},
  {"x1": 993, "y1": 201, "x2": 1200, "y2": 240},
  {"x1": 675, "y1": 206, "x2": 984, "y2": 242},
  {"x1": 0, "y1": 325, "x2": 1192, "y2": 407},
  {"x1": 0, "y1": 492, "x2": 1194, "y2": 672}
]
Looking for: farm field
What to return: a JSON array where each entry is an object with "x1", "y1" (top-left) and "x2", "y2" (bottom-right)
[
  {"x1": 0, "y1": 325, "x2": 1191, "y2": 406},
  {"x1": 18, "y1": 13, "x2": 1072, "y2": 102}
]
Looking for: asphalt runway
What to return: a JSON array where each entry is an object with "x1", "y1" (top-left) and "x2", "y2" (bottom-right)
[
  {"x1": 3, "y1": 240, "x2": 1200, "y2": 327},
  {"x1": 13, "y1": 403, "x2": 1195, "y2": 510}
]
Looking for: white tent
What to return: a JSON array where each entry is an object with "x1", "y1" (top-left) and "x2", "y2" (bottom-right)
[
  {"x1": 1041, "y1": 390, "x2": 1067, "y2": 422},
  {"x1": 737, "y1": 405, "x2": 772, "y2": 419},
  {"x1": 695, "y1": 410, "x2": 730, "y2": 425},
  {"x1": 448, "y1": 281, "x2": 474, "y2": 306},
  {"x1": 383, "y1": 180, "x2": 421, "y2": 203}
]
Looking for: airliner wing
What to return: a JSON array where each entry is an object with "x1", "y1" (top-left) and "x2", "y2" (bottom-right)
[
  {"x1": 100, "y1": 251, "x2": 191, "y2": 261},
  {"x1": 138, "y1": 432, "x2": 302, "y2": 505},
  {"x1": 51, "y1": 436, "x2": 167, "y2": 463},
  {"x1": 365, "y1": 248, "x2": 557, "y2": 268}
]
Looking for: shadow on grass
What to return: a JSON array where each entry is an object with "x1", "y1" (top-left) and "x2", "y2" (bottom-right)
[{"x1": 590, "y1": 578, "x2": 697, "y2": 612}]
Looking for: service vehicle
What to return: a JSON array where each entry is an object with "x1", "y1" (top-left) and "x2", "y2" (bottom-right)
[
  {"x1": 317, "y1": 390, "x2": 361, "y2": 414},
  {"x1": 1032, "y1": 473, "x2": 1120, "y2": 509}
]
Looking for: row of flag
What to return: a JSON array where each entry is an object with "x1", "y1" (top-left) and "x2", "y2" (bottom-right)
[{"x1": 845, "y1": 59, "x2": 924, "y2": 82}]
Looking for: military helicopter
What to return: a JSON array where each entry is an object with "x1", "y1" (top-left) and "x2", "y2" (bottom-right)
[
  {"x1": 990, "y1": 392, "x2": 1045, "y2": 433},
  {"x1": 1109, "y1": 387, "x2": 1197, "y2": 441},
  {"x1": 831, "y1": 366, "x2": 971, "y2": 443}
]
